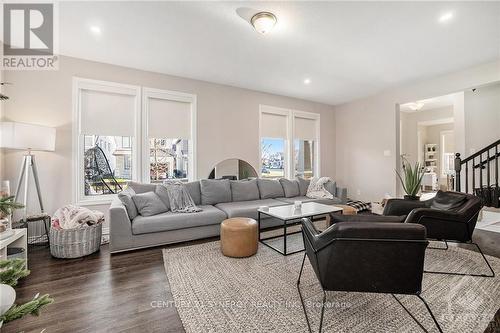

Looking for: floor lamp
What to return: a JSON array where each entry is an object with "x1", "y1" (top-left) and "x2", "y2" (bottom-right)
[{"x1": 0, "y1": 122, "x2": 56, "y2": 220}]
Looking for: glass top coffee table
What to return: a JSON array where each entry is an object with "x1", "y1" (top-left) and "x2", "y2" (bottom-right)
[{"x1": 257, "y1": 202, "x2": 343, "y2": 256}]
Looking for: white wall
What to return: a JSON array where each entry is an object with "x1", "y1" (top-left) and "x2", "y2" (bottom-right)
[
  {"x1": 464, "y1": 82, "x2": 500, "y2": 155},
  {"x1": 334, "y1": 60, "x2": 500, "y2": 202},
  {"x1": 1, "y1": 56, "x2": 335, "y2": 224}
]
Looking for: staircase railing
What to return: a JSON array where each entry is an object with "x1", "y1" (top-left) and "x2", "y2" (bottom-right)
[{"x1": 455, "y1": 138, "x2": 500, "y2": 195}]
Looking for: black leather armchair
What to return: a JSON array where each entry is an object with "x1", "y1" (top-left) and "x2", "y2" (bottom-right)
[
  {"x1": 384, "y1": 191, "x2": 494, "y2": 277},
  {"x1": 297, "y1": 218, "x2": 443, "y2": 333}
]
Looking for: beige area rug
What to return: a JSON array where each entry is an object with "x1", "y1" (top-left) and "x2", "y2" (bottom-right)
[{"x1": 163, "y1": 232, "x2": 500, "y2": 333}]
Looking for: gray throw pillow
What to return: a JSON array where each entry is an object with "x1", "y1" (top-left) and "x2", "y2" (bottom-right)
[
  {"x1": 231, "y1": 179, "x2": 260, "y2": 202},
  {"x1": 200, "y1": 179, "x2": 231, "y2": 205},
  {"x1": 118, "y1": 187, "x2": 138, "y2": 220},
  {"x1": 324, "y1": 181, "x2": 337, "y2": 197},
  {"x1": 155, "y1": 185, "x2": 171, "y2": 211},
  {"x1": 257, "y1": 179, "x2": 285, "y2": 199},
  {"x1": 185, "y1": 181, "x2": 201, "y2": 205},
  {"x1": 279, "y1": 178, "x2": 300, "y2": 198},
  {"x1": 297, "y1": 177, "x2": 311, "y2": 196},
  {"x1": 127, "y1": 181, "x2": 157, "y2": 194},
  {"x1": 132, "y1": 192, "x2": 168, "y2": 216}
]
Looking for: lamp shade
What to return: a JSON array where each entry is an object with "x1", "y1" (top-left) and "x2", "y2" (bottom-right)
[{"x1": 0, "y1": 122, "x2": 56, "y2": 151}]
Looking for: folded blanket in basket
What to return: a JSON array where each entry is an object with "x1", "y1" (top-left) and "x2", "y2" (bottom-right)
[{"x1": 52, "y1": 205, "x2": 104, "y2": 230}]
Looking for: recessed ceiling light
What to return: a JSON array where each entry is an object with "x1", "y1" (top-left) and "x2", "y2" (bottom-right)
[
  {"x1": 90, "y1": 25, "x2": 101, "y2": 35},
  {"x1": 251, "y1": 12, "x2": 277, "y2": 34},
  {"x1": 439, "y1": 12, "x2": 454, "y2": 23},
  {"x1": 304, "y1": 78, "x2": 311, "y2": 85}
]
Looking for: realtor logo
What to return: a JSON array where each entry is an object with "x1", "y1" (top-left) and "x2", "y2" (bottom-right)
[{"x1": 2, "y1": 2, "x2": 58, "y2": 70}]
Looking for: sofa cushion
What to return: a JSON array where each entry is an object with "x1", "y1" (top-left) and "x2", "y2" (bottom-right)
[
  {"x1": 200, "y1": 179, "x2": 232, "y2": 205},
  {"x1": 185, "y1": 181, "x2": 201, "y2": 205},
  {"x1": 118, "y1": 187, "x2": 138, "y2": 220},
  {"x1": 324, "y1": 180, "x2": 336, "y2": 196},
  {"x1": 132, "y1": 205, "x2": 226, "y2": 235},
  {"x1": 430, "y1": 191, "x2": 467, "y2": 211},
  {"x1": 297, "y1": 177, "x2": 311, "y2": 196},
  {"x1": 257, "y1": 179, "x2": 285, "y2": 199},
  {"x1": 132, "y1": 191, "x2": 169, "y2": 216},
  {"x1": 154, "y1": 185, "x2": 172, "y2": 211},
  {"x1": 215, "y1": 199, "x2": 285, "y2": 220},
  {"x1": 127, "y1": 181, "x2": 157, "y2": 194},
  {"x1": 231, "y1": 179, "x2": 260, "y2": 202},
  {"x1": 279, "y1": 179, "x2": 300, "y2": 198},
  {"x1": 276, "y1": 196, "x2": 342, "y2": 205}
]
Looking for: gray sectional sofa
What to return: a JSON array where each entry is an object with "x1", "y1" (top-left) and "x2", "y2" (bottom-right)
[{"x1": 109, "y1": 178, "x2": 347, "y2": 253}]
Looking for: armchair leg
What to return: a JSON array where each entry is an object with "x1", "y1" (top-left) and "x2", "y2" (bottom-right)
[
  {"x1": 297, "y1": 253, "x2": 327, "y2": 333},
  {"x1": 428, "y1": 240, "x2": 448, "y2": 250},
  {"x1": 392, "y1": 294, "x2": 443, "y2": 333},
  {"x1": 417, "y1": 295, "x2": 444, "y2": 333},
  {"x1": 297, "y1": 253, "x2": 313, "y2": 333},
  {"x1": 318, "y1": 291, "x2": 326, "y2": 333},
  {"x1": 424, "y1": 241, "x2": 495, "y2": 278}
]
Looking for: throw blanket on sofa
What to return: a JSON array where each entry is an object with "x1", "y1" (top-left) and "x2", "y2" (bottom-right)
[
  {"x1": 163, "y1": 181, "x2": 202, "y2": 213},
  {"x1": 306, "y1": 177, "x2": 334, "y2": 199},
  {"x1": 52, "y1": 205, "x2": 104, "y2": 230}
]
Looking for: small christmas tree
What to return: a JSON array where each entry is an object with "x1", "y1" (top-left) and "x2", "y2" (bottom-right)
[{"x1": 0, "y1": 259, "x2": 53, "y2": 324}]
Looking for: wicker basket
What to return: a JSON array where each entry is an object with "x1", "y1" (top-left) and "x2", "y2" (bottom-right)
[{"x1": 49, "y1": 223, "x2": 102, "y2": 258}]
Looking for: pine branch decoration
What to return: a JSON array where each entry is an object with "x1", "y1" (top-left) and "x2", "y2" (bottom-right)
[
  {"x1": 0, "y1": 259, "x2": 53, "y2": 324},
  {"x1": 0, "y1": 293, "x2": 54, "y2": 323},
  {"x1": 0, "y1": 259, "x2": 30, "y2": 286}
]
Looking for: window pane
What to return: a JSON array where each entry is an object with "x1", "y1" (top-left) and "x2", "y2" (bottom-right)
[
  {"x1": 84, "y1": 135, "x2": 132, "y2": 196},
  {"x1": 261, "y1": 138, "x2": 285, "y2": 179},
  {"x1": 294, "y1": 139, "x2": 314, "y2": 179},
  {"x1": 150, "y1": 138, "x2": 189, "y2": 183}
]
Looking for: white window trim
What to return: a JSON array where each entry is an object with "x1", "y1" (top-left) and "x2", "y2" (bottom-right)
[
  {"x1": 141, "y1": 87, "x2": 197, "y2": 183},
  {"x1": 258, "y1": 105, "x2": 320, "y2": 180},
  {"x1": 72, "y1": 77, "x2": 141, "y2": 206}
]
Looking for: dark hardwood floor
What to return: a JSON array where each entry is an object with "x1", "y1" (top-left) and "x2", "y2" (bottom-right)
[{"x1": 3, "y1": 230, "x2": 499, "y2": 333}]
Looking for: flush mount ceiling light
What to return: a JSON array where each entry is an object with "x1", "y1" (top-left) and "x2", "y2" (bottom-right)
[
  {"x1": 251, "y1": 12, "x2": 277, "y2": 34},
  {"x1": 303, "y1": 78, "x2": 311, "y2": 85},
  {"x1": 408, "y1": 102, "x2": 425, "y2": 111}
]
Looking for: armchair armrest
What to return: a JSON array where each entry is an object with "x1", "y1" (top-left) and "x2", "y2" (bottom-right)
[
  {"x1": 383, "y1": 199, "x2": 426, "y2": 216},
  {"x1": 405, "y1": 208, "x2": 463, "y2": 224}
]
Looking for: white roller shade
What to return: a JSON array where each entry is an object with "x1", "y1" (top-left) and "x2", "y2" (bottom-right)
[
  {"x1": 148, "y1": 98, "x2": 192, "y2": 139},
  {"x1": 294, "y1": 116, "x2": 317, "y2": 140},
  {"x1": 261, "y1": 112, "x2": 288, "y2": 139},
  {"x1": 80, "y1": 89, "x2": 136, "y2": 136}
]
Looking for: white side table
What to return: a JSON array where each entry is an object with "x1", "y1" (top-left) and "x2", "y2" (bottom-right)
[{"x1": 0, "y1": 229, "x2": 28, "y2": 267}]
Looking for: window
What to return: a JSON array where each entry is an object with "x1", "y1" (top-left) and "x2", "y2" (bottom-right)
[
  {"x1": 261, "y1": 138, "x2": 286, "y2": 178},
  {"x1": 143, "y1": 88, "x2": 196, "y2": 184},
  {"x1": 149, "y1": 138, "x2": 190, "y2": 182},
  {"x1": 83, "y1": 135, "x2": 133, "y2": 196},
  {"x1": 259, "y1": 105, "x2": 319, "y2": 179},
  {"x1": 73, "y1": 78, "x2": 140, "y2": 204},
  {"x1": 293, "y1": 113, "x2": 319, "y2": 179},
  {"x1": 294, "y1": 139, "x2": 315, "y2": 179}
]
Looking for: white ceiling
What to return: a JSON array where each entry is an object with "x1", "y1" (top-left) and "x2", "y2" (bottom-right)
[{"x1": 59, "y1": 1, "x2": 500, "y2": 106}]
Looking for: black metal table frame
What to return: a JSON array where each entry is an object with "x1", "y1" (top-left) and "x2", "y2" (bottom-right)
[{"x1": 258, "y1": 210, "x2": 339, "y2": 256}]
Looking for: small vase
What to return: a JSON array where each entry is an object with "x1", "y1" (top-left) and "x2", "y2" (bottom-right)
[{"x1": 404, "y1": 195, "x2": 420, "y2": 201}]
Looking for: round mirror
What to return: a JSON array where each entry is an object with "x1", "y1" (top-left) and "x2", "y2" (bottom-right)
[{"x1": 208, "y1": 159, "x2": 258, "y2": 180}]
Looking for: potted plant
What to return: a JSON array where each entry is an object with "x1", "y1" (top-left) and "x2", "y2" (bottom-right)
[
  {"x1": 0, "y1": 196, "x2": 24, "y2": 237},
  {"x1": 396, "y1": 157, "x2": 425, "y2": 200}
]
